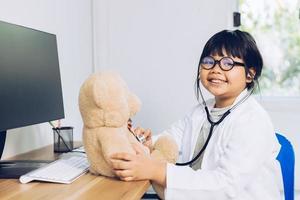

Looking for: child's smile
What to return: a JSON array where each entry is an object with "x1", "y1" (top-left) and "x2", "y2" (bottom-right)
[
  {"x1": 207, "y1": 75, "x2": 227, "y2": 85},
  {"x1": 200, "y1": 53, "x2": 248, "y2": 107}
]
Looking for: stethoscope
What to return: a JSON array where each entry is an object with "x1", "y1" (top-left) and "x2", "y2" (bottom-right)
[
  {"x1": 128, "y1": 118, "x2": 147, "y2": 143},
  {"x1": 175, "y1": 87, "x2": 254, "y2": 166}
]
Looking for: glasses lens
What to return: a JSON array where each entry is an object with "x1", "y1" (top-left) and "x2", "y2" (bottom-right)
[
  {"x1": 201, "y1": 56, "x2": 214, "y2": 69},
  {"x1": 220, "y1": 57, "x2": 234, "y2": 70}
]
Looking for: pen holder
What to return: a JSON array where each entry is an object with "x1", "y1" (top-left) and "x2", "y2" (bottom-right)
[{"x1": 53, "y1": 127, "x2": 74, "y2": 153}]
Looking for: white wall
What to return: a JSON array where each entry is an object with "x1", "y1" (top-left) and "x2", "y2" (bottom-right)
[
  {"x1": 92, "y1": 0, "x2": 299, "y2": 191},
  {"x1": 93, "y1": 0, "x2": 235, "y2": 133},
  {"x1": 0, "y1": 0, "x2": 93, "y2": 158}
]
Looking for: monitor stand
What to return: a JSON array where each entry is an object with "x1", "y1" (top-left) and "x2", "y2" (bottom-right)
[{"x1": 0, "y1": 131, "x2": 50, "y2": 178}]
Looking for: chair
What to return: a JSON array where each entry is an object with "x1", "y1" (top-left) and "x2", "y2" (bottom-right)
[{"x1": 276, "y1": 133, "x2": 295, "y2": 200}]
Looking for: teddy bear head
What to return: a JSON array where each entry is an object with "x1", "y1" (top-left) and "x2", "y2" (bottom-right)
[{"x1": 79, "y1": 72, "x2": 141, "y2": 128}]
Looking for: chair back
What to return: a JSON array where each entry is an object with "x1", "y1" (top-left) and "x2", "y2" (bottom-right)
[{"x1": 276, "y1": 133, "x2": 295, "y2": 200}]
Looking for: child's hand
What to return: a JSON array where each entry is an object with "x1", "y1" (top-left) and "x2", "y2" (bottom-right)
[
  {"x1": 134, "y1": 127, "x2": 152, "y2": 151},
  {"x1": 110, "y1": 143, "x2": 152, "y2": 181},
  {"x1": 110, "y1": 143, "x2": 166, "y2": 186},
  {"x1": 127, "y1": 119, "x2": 153, "y2": 150}
]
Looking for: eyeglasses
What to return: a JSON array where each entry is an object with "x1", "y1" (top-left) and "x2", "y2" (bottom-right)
[{"x1": 200, "y1": 56, "x2": 245, "y2": 71}]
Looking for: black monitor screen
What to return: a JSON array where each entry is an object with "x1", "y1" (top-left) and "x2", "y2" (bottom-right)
[{"x1": 0, "y1": 21, "x2": 64, "y2": 132}]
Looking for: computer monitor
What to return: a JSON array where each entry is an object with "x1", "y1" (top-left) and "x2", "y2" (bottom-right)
[{"x1": 0, "y1": 20, "x2": 64, "y2": 178}]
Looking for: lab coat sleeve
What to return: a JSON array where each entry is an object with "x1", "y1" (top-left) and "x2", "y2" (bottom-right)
[{"x1": 165, "y1": 114, "x2": 277, "y2": 199}]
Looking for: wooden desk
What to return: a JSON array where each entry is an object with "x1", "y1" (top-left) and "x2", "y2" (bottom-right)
[{"x1": 0, "y1": 143, "x2": 150, "y2": 200}]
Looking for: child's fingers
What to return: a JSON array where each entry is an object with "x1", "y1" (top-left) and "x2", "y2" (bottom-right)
[
  {"x1": 133, "y1": 127, "x2": 153, "y2": 150},
  {"x1": 114, "y1": 169, "x2": 133, "y2": 180},
  {"x1": 110, "y1": 152, "x2": 133, "y2": 161},
  {"x1": 144, "y1": 129, "x2": 152, "y2": 140},
  {"x1": 134, "y1": 127, "x2": 144, "y2": 135},
  {"x1": 120, "y1": 176, "x2": 134, "y2": 181},
  {"x1": 110, "y1": 159, "x2": 131, "y2": 170},
  {"x1": 135, "y1": 128, "x2": 151, "y2": 141}
]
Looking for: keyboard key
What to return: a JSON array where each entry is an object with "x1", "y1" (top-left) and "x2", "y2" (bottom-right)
[{"x1": 19, "y1": 156, "x2": 89, "y2": 184}]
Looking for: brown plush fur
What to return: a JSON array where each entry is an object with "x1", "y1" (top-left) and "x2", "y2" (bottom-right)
[{"x1": 78, "y1": 71, "x2": 178, "y2": 199}]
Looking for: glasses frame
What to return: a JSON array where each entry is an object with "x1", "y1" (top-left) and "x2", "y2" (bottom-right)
[{"x1": 200, "y1": 56, "x2": 245, "y2": 71}]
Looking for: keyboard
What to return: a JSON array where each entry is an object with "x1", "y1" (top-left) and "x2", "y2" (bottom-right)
[{"x1": 19, "y1": 155, "x2": 89, "y2": 184}]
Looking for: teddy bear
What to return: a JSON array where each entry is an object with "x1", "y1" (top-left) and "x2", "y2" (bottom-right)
[{"x1": 78, "y1": 71, "x2": 178, "y2": 199}]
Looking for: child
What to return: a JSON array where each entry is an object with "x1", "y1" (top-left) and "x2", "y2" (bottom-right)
[{"x1": 110, "y1": 30, "x2": 282, "y2": 200}]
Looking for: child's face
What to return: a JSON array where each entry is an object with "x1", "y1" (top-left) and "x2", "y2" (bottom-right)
[{"x1": 199, "y1": 52, "x2": 252, "y2": 107}]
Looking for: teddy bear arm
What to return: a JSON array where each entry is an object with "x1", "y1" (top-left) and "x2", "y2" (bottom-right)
[
  {"x1": 97, "y1": 127, "x2": 136, "y2": 163},
  {"x1": 151, "y1": 135, "x2": 179, "y2": 163}
]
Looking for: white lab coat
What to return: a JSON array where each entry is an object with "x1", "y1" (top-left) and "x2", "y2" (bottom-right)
[{"x1": 159, "y1": 90, "x2": 282, "y2": 200}]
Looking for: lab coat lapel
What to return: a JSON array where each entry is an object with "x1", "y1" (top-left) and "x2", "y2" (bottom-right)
[
  {"x1": 188, "y1": 100, "x2": 215, "y2": 161},
  {"x1": 200, "y1": 89, "x2": 250, "y2": 167}
]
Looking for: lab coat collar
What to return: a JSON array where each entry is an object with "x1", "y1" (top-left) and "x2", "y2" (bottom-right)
[
  {"x1": 188, "y1": 89, "x2": 250, "y2": 161},
  {"x1": 230, "y1": 89, "x2": 250, "y2": 109}
]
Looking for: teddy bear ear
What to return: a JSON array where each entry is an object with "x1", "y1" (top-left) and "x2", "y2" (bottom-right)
[{"x1": 92, "y1": 72, "x2": 130, "y2": 127}]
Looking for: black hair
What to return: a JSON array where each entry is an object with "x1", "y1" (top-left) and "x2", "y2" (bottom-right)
[{"x1": 196, "y1": 30, "x2": 263, "y2": 100}]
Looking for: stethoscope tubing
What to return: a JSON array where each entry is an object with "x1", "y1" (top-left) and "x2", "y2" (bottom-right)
[
  {"x1": 175, "y1": 87, "x2": 253, "y2": 166},
  {"x1": 176, "y1": 107, "x2": 230, "y2": 166},
  {"x1": 176, "y1": 106, "x2": 230, "y2": 166}
]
